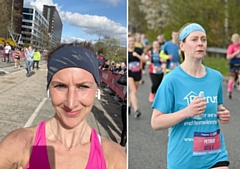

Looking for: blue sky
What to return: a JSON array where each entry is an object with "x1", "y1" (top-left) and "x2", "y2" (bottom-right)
[{"x1": 24, "y1": 0, "x2": 127, "y2": 45}]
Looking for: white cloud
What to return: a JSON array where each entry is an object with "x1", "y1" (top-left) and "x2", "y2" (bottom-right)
[
  {"x1": 61, "y1": 11, "x2": 126, "y2": 44},
  {"x1": 100, "y1": 0, "x2": 122, "y2": 6},
  {"x1": 61, "y1": 36, "x2": 85, "y2": 43},
  {"x1": 24, "y1": 0, "x2": 126, "y2": 45}
]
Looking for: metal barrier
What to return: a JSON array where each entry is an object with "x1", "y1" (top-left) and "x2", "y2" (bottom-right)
[
  {"x1": 99, "y1": 69, "x2": 127, "y2": 101},
  {"x1": 1, "y1": 50, "x2": 26, "y2": 62},
  {"x1": 1, "y1": 50, "x2": 47, "y2": 62},
  {"x1": 206, "y1": 47, "x2": 227, "y2": 58}
]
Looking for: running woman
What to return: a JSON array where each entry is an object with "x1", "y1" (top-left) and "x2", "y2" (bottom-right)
[
  {"x1": 128, "y1": 35, "x2": 147, "y2": 118},
  {"x1": 145, "y1": 41, "x2": 166, "y2": 102},
  {"x1": 151, "y1": 23, "x2": 230, "y2": 169},
  {"x1": 226, "y1": 33, "x2": 240, "y2": 99}
]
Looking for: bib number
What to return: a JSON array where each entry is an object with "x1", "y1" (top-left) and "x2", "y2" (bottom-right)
[
  {"x1": 129, "y1": 61, "x2": 140, "y2": 72},
  {"x1": 193, "y1": 129, "x2": 221, "y2": 156},
  {"x1": 153, "y1": 64, "x2": 162, "y2": 73}
]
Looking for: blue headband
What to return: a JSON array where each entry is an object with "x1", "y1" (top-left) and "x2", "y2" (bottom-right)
[
  {"x1": 47, "y1": 46, "x2": 100, "y2": 89},
  {"x1": 178, "y1": 23, "x2": 206, "y2": 42}
]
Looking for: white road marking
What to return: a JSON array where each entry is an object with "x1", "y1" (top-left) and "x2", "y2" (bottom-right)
[
  {"x1": 0, "y1": 69, "x2": 9, "y2": 74},
  {"x1": 24, "y1": 97, "x2": 48, "y2": 128}
]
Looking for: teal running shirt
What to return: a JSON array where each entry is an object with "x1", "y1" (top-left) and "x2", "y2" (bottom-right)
[{"x1": 152, "y1": 66, "x2": 228, "y2": 169}]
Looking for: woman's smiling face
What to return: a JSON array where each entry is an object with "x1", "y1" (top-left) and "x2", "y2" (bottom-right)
[{"x1": 49, "y1": 67, "x2": 98, "y2": 127}]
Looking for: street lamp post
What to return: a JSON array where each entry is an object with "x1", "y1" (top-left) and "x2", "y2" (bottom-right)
[{"x1": 11, "y1": 0, "x2": 14, "y2": 28}]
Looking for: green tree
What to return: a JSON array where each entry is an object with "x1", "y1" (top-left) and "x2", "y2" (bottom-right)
[
  {"x1": 0, "y1": 0, "x2": 22, "y2": 45},
  {"x1": 103, "y1": 36, "x2": 121, "y2": 62},
  {"x1": 94, "y1": 37, "x2": 126, "y2": 63},
  {"x1": 94, "y1": 41, "x2": 105, "y2": 55},
  {"x1": 129, "y1": 0, "x2": 240, "y2": 48},
  {"x1": 0, "y1": 0, "x2": 11, "y2": 38},
  {"x1": 128, "y1": 0, "x2": 148, "y2": 34}
]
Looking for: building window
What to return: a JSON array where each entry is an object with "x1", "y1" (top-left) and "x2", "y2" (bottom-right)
[
  {"x1": 22, "y1": 22, "x2": 32, "y2": 26},
  {"x1": 23, "y1": 14, "x2": 33, "y2": 20},
  {"x1": 23, "y1": 8, "x2": 33, "y2": 14}
]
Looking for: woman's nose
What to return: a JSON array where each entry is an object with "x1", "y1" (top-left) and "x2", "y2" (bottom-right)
[{"x1": 65, "y1": 89, "x2": 77, "y2": 109}]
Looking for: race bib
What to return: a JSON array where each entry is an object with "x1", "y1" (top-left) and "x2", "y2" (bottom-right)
[
  {"x1": 153, "y1": 64, "x2": 162, "y2": 73},
  {"x1": 193, "y1": 129, "x2": 221, "y2": 156},
  {"x1": 170, "y1": 62, "x2": 179, "y2": 69},
  {"x1": 129, "y1": 61, "x2": 140, "y2": 72}
]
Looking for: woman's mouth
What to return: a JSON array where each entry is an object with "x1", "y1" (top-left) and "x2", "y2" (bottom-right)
[{"x1": 64, "y1": 110, "x2": 81, "y2": 116}]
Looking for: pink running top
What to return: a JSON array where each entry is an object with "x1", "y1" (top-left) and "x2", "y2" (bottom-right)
[{"x1": 25, "y1": 120, "x2": 106, "y2": 169}]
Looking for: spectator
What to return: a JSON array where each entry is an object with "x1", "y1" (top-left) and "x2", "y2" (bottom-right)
[
  {"x1": 98, "y1": 54, "x2": 105, "y2": 68},
  {"x1": 33, "y1": 50, "x2": 41, "y2": 70},
  {"x1": 112, "y1": 62, "x2": 121, "y2": 74},
  {"x1": 0, "y1": 44, "x2": 3, "y2": 61},
  {"x1": 100, "y1": 59, "x2": 110, "y2": 71},
  {"x1": 4, "y1": 43, "x2": 11, "y2": 63},
  {"x1": 118, "y1": 61, "x2": 127, "y2": 75}
]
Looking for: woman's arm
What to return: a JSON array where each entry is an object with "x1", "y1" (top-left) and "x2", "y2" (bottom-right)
[
  {"x1": 0, "y1": 128, "x2": 33, "y2": 169},
  {"x1": 161, "y1": 60, "x2": 167, "y2": 75},
  {"x1": 151, "y1": 97, "x2": 206, "y2": 130},
  {"x1": 226, "y1": 49, "x2": 240, "y2": 60},
  {"x1": 132, "y1": 51, "x2": 147, "y2": 63},
  {"x1": 102, "y1": 139, "x2": 127, "y2": 169},
  {"x1": 151, "y1": 108, "x2": 189, "y2": 130}
]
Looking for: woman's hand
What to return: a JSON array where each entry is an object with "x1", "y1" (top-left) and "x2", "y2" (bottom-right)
[
  {"x1": 217, "y1": 105, "x2": 230, "y2": 124},
  {"x1": 132, "y1": 52, "x2": 139, "y2": 58},
  {"x1": 185, "y1": 96, "x2": 207, "y2": 118}
]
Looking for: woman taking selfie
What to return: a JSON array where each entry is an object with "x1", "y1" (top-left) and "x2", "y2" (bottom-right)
[{"x1": 0, "y1": 44, "x2": 126, "y2": 169}]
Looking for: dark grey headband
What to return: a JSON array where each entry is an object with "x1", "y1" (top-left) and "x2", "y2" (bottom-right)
[{"x1": 47, "y1": 46, "x2": 100, "y2": 89}]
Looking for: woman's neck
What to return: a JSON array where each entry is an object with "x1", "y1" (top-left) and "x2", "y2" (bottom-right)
[
  {"x1": 48, "y1": 117, "x2": 91, "y2": 150},
  {"x1": 128, "y1": 46, "x2": 134, "y2": 52},
  {"x1": 181, "y1": 60, "x2": 206, "y2": 78},
  {"x1": 153, "y1": 48, "x2": 159, "y2": 52}
]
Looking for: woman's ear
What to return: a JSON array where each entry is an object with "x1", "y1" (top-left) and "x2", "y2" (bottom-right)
[{"x1": 179, "y1": 42, "x2": 184, "y2": 51}]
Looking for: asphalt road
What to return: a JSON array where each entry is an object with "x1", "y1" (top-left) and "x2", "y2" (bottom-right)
[{"x1": 129, "y1": 70, "x2": 240, "y2": 169}]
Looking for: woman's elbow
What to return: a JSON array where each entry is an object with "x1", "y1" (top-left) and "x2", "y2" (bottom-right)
[{"x1": 151, "y1": 118, "x2": 163, "y2": 131}]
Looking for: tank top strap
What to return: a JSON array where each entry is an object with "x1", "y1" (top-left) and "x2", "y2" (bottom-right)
[
  {"x1": 25, "y1": 120, "x2": 51, "y2": 169},
  {"x1": 85, "y1": 128, "x2": 106, "y2": 169}
]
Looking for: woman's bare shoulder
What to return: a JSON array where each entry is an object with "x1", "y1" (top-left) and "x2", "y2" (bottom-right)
[
  {"x1": 0, "y1": 126, "x2": 37, "y2": 166},
  {"x1": 0, "y1": 126, "x2": 36, "y2": 150},
  {"x1": 101, "y1": 137, "x2": 127, "y2": 169}
]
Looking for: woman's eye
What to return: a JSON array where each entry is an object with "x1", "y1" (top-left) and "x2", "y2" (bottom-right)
[
  {"x1": 54, "y1": 84, "x2": 66, "y2": 88},
  {"x1": 78, "y1": 85, "x2": 89, "y2": 89}
]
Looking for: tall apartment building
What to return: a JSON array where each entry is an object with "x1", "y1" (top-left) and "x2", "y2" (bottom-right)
[
  {"x1": 43, "y1": 5, "x2": 63, "y2": 48},
  {"x1": 22, "y1": 5, "x2": 49, "y2": 50}
]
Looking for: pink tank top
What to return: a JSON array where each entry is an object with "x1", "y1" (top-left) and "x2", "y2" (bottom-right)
[{"x1": 25, "y1": 120, "x2": 106, "y2": 169}]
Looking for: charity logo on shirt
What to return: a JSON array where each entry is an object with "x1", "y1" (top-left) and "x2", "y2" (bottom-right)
[{"x1": 184, "y1": 91, "x2": 218, "y2": 120}]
